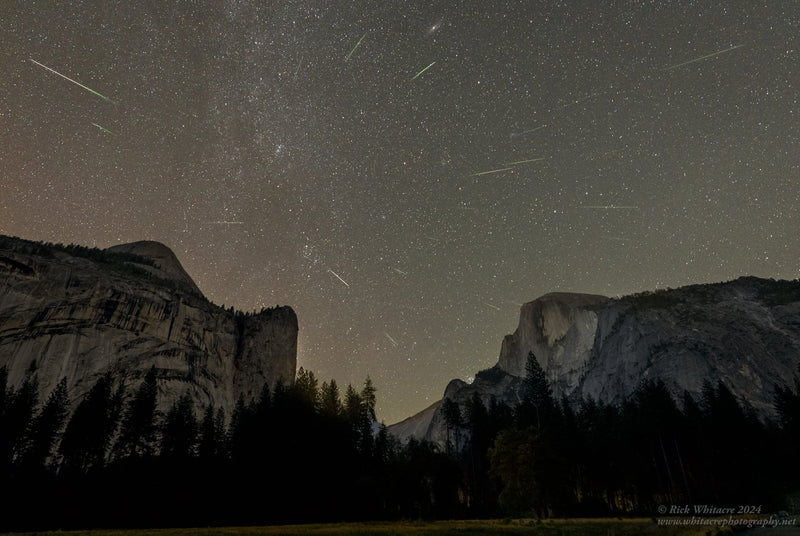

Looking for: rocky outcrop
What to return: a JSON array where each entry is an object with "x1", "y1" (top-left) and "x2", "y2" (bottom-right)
[
  {"x1": 571, "y1": 278, "x2": 800, "y2": 414},
  {"x1": 389, "y1": 401, "x2": 440, "y2": 444},
  {"x1": 390, "y1": 277, "x2": 800, "y2": 445},
  {"x1": 105, "y1": 241, "x2": 202, "y2": 296},
  {"x1": 0, "y1": 235, "x2": 297, "y2": 414},
  {"x1": 389, "y1": 366, "x2": 522, "y2": 447},
  {"x1": 498, "y1": 292, "x2": 610, "y2": 396}
]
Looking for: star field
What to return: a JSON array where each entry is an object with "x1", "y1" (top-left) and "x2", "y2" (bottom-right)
[{"x1": 2, "y1": 2, "x2": 799, "y2": 423}]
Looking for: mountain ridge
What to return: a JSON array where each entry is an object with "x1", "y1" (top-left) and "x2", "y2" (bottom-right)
[
  {"x1": 105, "y1": 240, "x2": 203, "y2": 296},
  {"x1": 0, "y1": 234, "x2": 297, "y2": 414},
  {"x1": 390, "y1": 276, "x2": 800, "y2": 444}
]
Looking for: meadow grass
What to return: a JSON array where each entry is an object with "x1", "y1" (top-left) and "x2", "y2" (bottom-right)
[{"x1": 3, "y1": 518, "x2": 732, "y2": 536}]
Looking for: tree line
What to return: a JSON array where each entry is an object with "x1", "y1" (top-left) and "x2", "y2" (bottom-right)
[
  {"x1": 0, "y1": 366, "x2": 461, "y2": 530},
  {"x1": 444, "y1": 352, "x2": 800, "y2": 518},
  {"x1": 1, "y1": 354, "x2": 799, "y2": 530}
]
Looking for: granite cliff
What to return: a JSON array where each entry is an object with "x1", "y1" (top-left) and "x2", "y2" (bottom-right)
[
  {"x1": 0, "y1": 235, "x2": 297, "y2": 414},
  {"x1": 391, "y1": 277, "x2": 800, "y2": 444}
]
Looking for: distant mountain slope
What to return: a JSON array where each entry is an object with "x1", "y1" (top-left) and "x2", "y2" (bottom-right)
[
  {"x1": 0, "y1": 235, "x2": 297, "y2": 413},
  {"x1": 388, "y1": 400, "x2": 440, "y2": 444},
  {"x1": 390, "y1": 277, "x2": 800, "y2": 444}
]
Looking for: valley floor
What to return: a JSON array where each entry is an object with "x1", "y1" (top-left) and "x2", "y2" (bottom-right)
[{"x1": 1, "y1": 518, "x2": 737, "y2": 536}]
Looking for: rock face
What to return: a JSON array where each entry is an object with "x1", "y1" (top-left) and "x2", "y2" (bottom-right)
[
  {"x1": 388, "y1": 401, "x2": 440, "y2": 444},
  {"x1": 498, "y1": 292, "x2": 610, "y2": 396},
  {"x1": 105, "y1": 241, "x2": 203, "y2": 296},
  {"x1": 0, "y1": 235, "x2": 297, "y2": 414},
  {"x1": 390, "y1": 277, "x2": 800, "y2": 445}
]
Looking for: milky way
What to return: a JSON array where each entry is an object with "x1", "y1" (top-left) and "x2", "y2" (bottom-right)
[{"x1": 2, "y1": 2, "x2": 799, "y2": 422}]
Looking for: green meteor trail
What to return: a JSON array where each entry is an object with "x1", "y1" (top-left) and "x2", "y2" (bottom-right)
[
  {"x1": 345, "y1": 32, "x2": 367, "y2": 62},
  {"x1": 472, "y1": 167, "x2": 513, "y2": 176},
  {"x1": 392, "y1": 268, "x2": 407, "y2": 275},
  {"x1": 92, "y1": 122, "x2": 112, "y2": 134},
  {"x1": 664, "y1": 44, "x2": 744, "y2": 70},
  {"x1": 506, "y1": 157, "x2": 545, "y2": 166},
  {"x1": 411, "y1": 61, "x2": 436, "y2": 80},
  {"x1": 30, "y1": 58, "x2": 111, "y2": 102}
]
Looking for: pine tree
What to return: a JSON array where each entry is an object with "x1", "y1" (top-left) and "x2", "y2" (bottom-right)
[
  {"x1": 214, "y1": 407, "x2": 227, "y2": 458},
  {"x1": 373, "y1": 423, "x2": 394, "y2": 463},
  {"x1": 489, "y1": 427, "x2": 539, "y2": 516},
  {"x1": 199, "y1": 404, "x2": 221, "y2": 461},
  {"x1": 295, "y1": 367, "x2": 319, "y2": 411},
  {"x1": 114, "y1": 367, "x2": 159, "y2": 459},
  {"x1": 1, "y1": 375, "x2": 39, "y2": 468},
  {"x1": 60, "y1": 374, "x2": 122, "y2": 474},
  {"x1": 361, "y1": 376, "x2": 377, "y2": 421},
  {"x1": 23, "y1": 378, "x2": 69, "y2": 470},
  {"x1": 357, "y1": 377, "x2": 377, "y2": 458},
  {"x1": 520, "y1": 351, "x2": 553, "y2": 431},
  {"x1": 160, "y1": 392, "x2": 198, "y2": 460},
  {"x1": 344, "y1": 384, "x2": 362, "y2": 426},
  {"x1": 227, "y1": 395, "x2": 250, "y2": 463},
  {"x1": 256, "y1": 383, "x2": 271, "y2": 418},
  {"x1": 343, "y1": 384, "x2": 364, "y2": 454},
  {"x1": 441, "y1": 398, "x2": 462, "y2": 451},
  {"x1": 319, "y1": 380, "x2": 342, "y2": 417}
]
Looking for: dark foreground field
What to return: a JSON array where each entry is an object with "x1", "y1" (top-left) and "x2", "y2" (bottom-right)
[{"x1": 2, "y1": 518, "x2": 739, "y2": 536}]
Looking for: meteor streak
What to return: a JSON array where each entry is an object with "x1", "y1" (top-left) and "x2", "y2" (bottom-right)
[
  {"x1": 345, "y1": 33, "x2": 367, "y2": 61},
  {"x1": 92, "y1": 123, "x2": 112, "y2": 134},
  {"x1": 484, "y1": 302, "x2": 501, "y2": 311},
  {"x1": 472, "y1": 167, "x2": 513, "y2": 176},
  {"x1": 506, "y1": 157, "x2": 545, "y2": 166},
  {"x1": 29, "y1": 58, "x2": 111, "y2": 102},
  {"x1": 579, "y1": 205, "x2": 639, "y2": 210},
  {"x1": 392, "y1": 268, "x2": 407, "y2": 275},
  {"x1": 510, "y1": 125, "x2": 547, "y2": 138},
  {"x1": 294, "y1": 55, "x2": 302, "y2": 80},
  {"x1": 329, "y1": 269, "x2": 350, "y2": 287},
  {"x1": 664, "y1": 44, "x2": 744, "y2": 71},
  {"x1": 411, "y1": 61, "x2": 436, "y2": 80},
  {"x1": 384, "y1": 332, "x2": 398, "y2": 346}
]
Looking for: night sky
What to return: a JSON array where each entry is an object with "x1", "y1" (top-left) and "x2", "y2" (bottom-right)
[{"x1": 2, "y1": 2, "x2": 799, "y2": 423}]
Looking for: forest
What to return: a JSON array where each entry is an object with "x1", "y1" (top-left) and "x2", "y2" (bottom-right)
[{"x1": 1, "y1": 353, "x2": 798, "y2": 530}]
